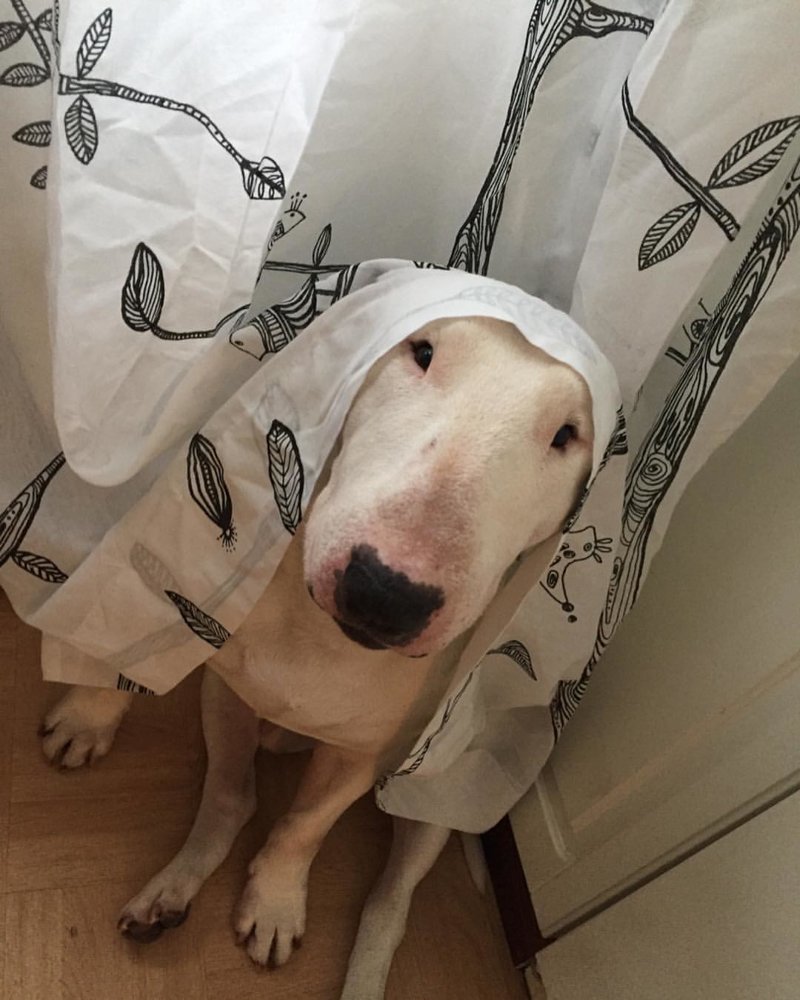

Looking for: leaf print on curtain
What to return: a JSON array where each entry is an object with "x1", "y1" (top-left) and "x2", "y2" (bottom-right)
[
  {"x1": 266, "y1": 421, "x2": 304, "y2": 535},
  {"x1": 1, "y1": 0, "x2": 53, "y2": 186},
  {"x1": 3, "y1": 0, "x2": 799, "y2": 835},
  {"x1": 187, "y1": 434, "x2": 236, "y2": 551},
  {"x1": 488, "y1": 640, "x2": 537, "y2": 680},
  {"x1": 0, "y1": 454, "x2": 68, "y2": 584},
  {"x1": 165, "y1": 590, "x2": 231, "y2": 650},
  {"x1": 121, "y1": 243, "x2": 248, "y2": 341},
  {"x1": 624, "y1": 79, "x2": 800, "y2": 269}
]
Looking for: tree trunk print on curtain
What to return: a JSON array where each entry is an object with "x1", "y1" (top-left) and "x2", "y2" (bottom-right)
[
  {"x1": 550, "y1": 144, "x2": 800, "y2": 740},
  {"x1": 0, "y1": 453, "x2": 68, "y2": 583},
  {"x1": 243, "y1": 1, "x2": 654, "y2": 359},
  {"x1": 623, "y1": 80, "x2": 800, "y2": 269},
  {"x1": 449, "y1": 0, "x2": 653, "y2": 275},
  {"x1": 1, "y1": 2, "x2": 286, "y2": 198}
]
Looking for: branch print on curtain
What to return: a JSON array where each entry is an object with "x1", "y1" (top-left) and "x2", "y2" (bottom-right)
[
  {"x1": 624, "y1": 80, "x2": 800, "y2": 269},
  {"x1": 121, "y1": 243, "x2": 247, "y2": 341},
  {"x1": 232, "y1": 222, "x2": 344, "y2": 360},
  {"x1": 57, "y1": 5, "x2": 285, "y2": 197},
  {"x1": 1, "y1": 2, "x2": 286, "y2": 197},
  {"x1": 2, "y1": 0, "x2": 53, "y2": 187},
  {"x1": 119, "y1": 212, "x2": 328, "y2": 348}
]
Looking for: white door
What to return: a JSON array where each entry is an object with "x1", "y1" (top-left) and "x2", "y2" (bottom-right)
[
  {"x1": 537, "y1": 790, "x2": 800, "y2": 1000},
  {"x1": 509, "y1": 353, "x2": 800, "y2": 937}
]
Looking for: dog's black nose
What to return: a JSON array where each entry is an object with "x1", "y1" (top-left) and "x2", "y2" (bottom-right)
[{"x1": 333, "y1": 545, "x2": 444, "y2": 648}]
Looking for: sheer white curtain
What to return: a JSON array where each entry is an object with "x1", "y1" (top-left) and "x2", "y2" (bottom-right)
[{"x1": 1, "y1": 0, "x2": 798, "y2": 830}]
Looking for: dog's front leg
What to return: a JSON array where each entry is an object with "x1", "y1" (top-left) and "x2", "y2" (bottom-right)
[
  {"x1": 235, "y1": 743, "x2": 377, "y2": 968},
  {"x1": 340, "y1": 817, "x2": 451, "y2": 1000},
  {"x1": 118, "y1": 668, "x2": 259, "y2": 941}
]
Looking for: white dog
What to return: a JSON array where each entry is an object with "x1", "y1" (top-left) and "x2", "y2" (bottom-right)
[{"x1": 40, "y1": 315, "x2": 594, "y2": 998}]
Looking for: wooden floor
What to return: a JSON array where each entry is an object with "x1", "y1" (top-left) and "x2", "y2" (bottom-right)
[{"x1": 0, "y1": 591, "x2": 526, "y2": 1000}]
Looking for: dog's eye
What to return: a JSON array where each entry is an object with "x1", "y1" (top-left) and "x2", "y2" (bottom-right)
[
  {"x1": 551, "y1": 424, "x2": 576, "y2": 449},
  {"x1": 411, "y1": 340, "x2": 434, "y2": 371}
]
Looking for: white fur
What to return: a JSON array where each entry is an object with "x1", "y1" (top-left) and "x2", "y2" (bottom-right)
[{"x1": 41, "y1": 316, "x2": 593, "y2": 994}]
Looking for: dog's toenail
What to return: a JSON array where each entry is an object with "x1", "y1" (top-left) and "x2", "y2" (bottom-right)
[
  {"x1": 267, "y1": 932, "x2": 278, "y2": 969},
  {"x1": 121, "y1": 920, "x2": 166, "y2": 944},
  {"x1": 159, "y1": 905, "x2": 190, "y2": 929}
]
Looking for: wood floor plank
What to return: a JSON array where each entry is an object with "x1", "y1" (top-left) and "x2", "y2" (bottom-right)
[
  {"x1": 0, "y1": 891, "x2": 6, "y2": 995},
  {"x1": 4, "y1": 889, "x2": 65, "y2": 999},
  {"x1": 2, "y1": 882, "x2": 207, "y2": 1000},
  {"x1": 65, "y1": 881, "x2": 206, "y2": 1000}
]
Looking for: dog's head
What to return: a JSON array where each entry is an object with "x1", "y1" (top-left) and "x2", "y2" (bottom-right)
[{"x1": 304, "y1": 316, "x2": 594, "y2": 656}]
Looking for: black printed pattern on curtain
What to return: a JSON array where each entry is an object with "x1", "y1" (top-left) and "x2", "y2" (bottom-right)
[
  {"x1": 550, "y1": 139, "x2": 800, "y2": 740},
  {"x1": 197, "y1": 0, "x2": 654, "y2": 755},
  {"x1": 2, "y1": 1, "x2": 285, "y2": 197}
]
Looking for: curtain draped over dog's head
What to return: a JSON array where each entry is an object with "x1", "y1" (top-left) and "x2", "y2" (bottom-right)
[
  {"x1": 2, "y1": 0, "x2": 799, "y2": 831},
  {"x1": 33, "y1": 262, "x2": 622, "y2": 682}
]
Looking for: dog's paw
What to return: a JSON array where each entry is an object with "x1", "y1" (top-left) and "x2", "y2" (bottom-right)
[
  {"x1": 233, "y1": 871, "x2": 306, "y2": 968},
  {"x1": 40, "y1": 687, "x2": 130, "y2": 769},
  {"x1": 117, "y1": 870, "x2": 196, "y2": 944}
]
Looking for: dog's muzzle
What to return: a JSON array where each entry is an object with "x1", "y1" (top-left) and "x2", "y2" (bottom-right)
[{"x1": 329, "y1": 544, "x2": 444, "y2": 651}]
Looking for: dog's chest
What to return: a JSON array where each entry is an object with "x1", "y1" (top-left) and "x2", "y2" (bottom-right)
[
  {"x1": 207, "y1": 532, "x2": 458, "y2": 757},
  {"x1": 207, "y1": 569, "x2": 443, "y2": 754},
  {"x1": 211, "y1": 620, "x2": 431, "y2": 751}
]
